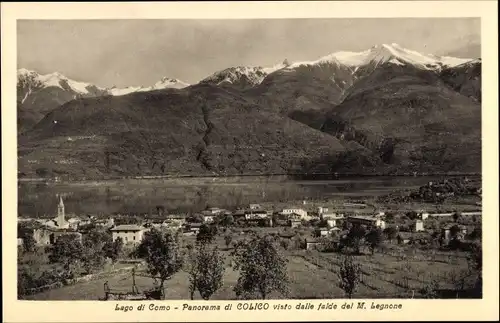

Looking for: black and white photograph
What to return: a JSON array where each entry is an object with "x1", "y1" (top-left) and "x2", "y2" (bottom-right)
[{"x1": 14, "y1": 16, "x2": 484, "y2": 303}]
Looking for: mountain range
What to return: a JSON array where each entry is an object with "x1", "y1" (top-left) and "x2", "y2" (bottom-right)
[
  {"x1": 17, "y1": 43, "x2": 482, "y2": 179},
  {"x1": 17, "y1": 68, "x2": 190, "y2": 131}
]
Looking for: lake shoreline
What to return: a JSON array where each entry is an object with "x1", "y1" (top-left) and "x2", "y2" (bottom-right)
[{"x1": 18, "y1": 172, "x2": 481, "y2": 184}]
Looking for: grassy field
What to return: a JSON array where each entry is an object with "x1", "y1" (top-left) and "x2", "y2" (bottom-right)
[{"x1": 24, "y1": 236, "x2": 473, "y2": 300}]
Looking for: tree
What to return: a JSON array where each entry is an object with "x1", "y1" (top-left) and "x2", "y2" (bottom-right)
[
  {"x1": 384, "y1": 212, "x2": 395, "y2": 221},
  {"x1": 280, "y1": 239, "x2": 290, "y2": 250},
  {"x1": 366, "y1": 228, "x2": 384, "y2": 255},
  {"x1": 81, "y1": 230, "x2": 113, "y2": 273},
  {"x1": 345, "y1": 225, "x2": 366, "y2": 254},
  {"x1": 222, "y1": 214, "x2": 234, "y2": 227},
  {"x1": 338, "y1": 255, "x2": 361, "y2": 299},
  {"x1": 383, "y1": 227, "x2": 398, "y2": 243},
  {"x1": 468, "y1": 242, "x2": 482, "y2": 297},
  {"x1": 318, "y1": 219, "x2": 329, "y2": 228},
  {"x1": 342, "y1": 221, "x2": 353, "y2": 231},
  {"x1": 224, "y1": 234, "x2": 233, "y2": 249},
  {"x1": 197, "y1": 224, "x2": 217, "y2": 244},
  {"x1": 406, "y1": 211, "x2": 419, "y2": 220},
  {"x1": 231, "y1": 235, "x2": 290, "y2": 299},
  {"x1": 185, "y1": 245, "x2": 199, "y2": 300},
  {"x1": 22, "y1": 234, "x2": 36, "y2": 253},
  {"x1": 421, "y1": 274, "x2": 440, "y2": 299},
  {"x1": 105, "y1": 237, "x2": 124, "y2": 262},
  {"x1": 156, "y1": 205, "x2": 166, "y2": 217},
  {"x1": 187, "y1": 244, "x2": 225, "y2": 300},
  {"x1": 188, "y1": 214, "x2": 204, "y2": 223},
  {"x1": 136, "y1": 229, "x2": 183, "y2": 299},
  {"x1": 468, "y1": 227, "x2": 482, "y2": 241},
  {"x1": 48, "y1": 234, "x2": 84, "y2": 275},
  {"x1": 468, "y1": 242, "x2": 482, "y2": 272},
  {"x1": 449, "y1": 225, "x2": 461, "y2": 240}
]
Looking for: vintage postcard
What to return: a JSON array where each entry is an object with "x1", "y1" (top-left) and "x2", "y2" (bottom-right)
[{"x1": 2, "y1": 1, "x2": 499, "y2": 322}]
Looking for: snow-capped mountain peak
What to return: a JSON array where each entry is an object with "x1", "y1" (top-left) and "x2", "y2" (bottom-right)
[
  {"x1": 285, "y1": 43, "x2": 474, "y2": 71},
  {"x1": 17, "y1": 68, "x2": 190, "y2": 97},
  {"x1": 199, "y1": 44, "x2": 476, "y2": 89},
  {"x1": 152, "y1": 77, "x2": 190, "y2": 90},
  {"x1": 17, "y1": 69, "x2": 100, "y2": 94},
  {"x1": 17, "y1": 68, "x2": 37, "y2": 76},
  {"x1": 201, "y1": 66, "x2": 269, "y2": 87}
]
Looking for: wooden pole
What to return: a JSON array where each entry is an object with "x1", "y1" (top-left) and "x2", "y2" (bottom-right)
[{"x1": 132, "y1": 268, "x2": 136, "y2": 294}]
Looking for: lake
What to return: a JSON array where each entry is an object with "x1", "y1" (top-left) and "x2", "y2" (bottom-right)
[{"x1": 18, "y1": 175, "x2": 479, "y2": 217}]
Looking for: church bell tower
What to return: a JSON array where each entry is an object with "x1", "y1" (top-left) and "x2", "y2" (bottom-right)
[{"x1": 57, "y1": 196, "x2": 65, "y2": 226}]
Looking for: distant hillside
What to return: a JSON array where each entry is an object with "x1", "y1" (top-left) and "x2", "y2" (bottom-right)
[
  {"x1": 17, "y1": 44, "x2": 481, "y2": 178},
  {"x1": 19, "y1": 84, "x2": 370, "y2": 179},
  {"x1": 319, "y1": 63, "x2": 481, "y2": 174},
  {"x1": 440, "y1": 59, "x2": 481, "y2": 102},
  {"x1": 248, "y1": 61, "x2": 356, "y2": 116},
  {"x1": 17, "y1": 69, "x2": 189, "y2": 133}
]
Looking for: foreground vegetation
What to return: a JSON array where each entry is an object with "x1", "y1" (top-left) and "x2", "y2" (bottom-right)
[{"x1": 21, "y1": 222, "x2": 482, "y2": 300}]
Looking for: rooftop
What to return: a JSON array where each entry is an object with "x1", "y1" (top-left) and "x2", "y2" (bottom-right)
[
  {"x1": 442, "y1": 223, "x2": 467, "y2": 230},
  {"x1": 322, "y1": 213, "x2": 344, "y2": 219},
  {"x1": 110, "y1": 224, "x2": 144, "y2": 231},
  {"x1": 347, "y1": 215, "x2": 380, "y2": 222},
  {"x1": 398, "y1": 232, "x2": 431, "y2": 240},
  {"x1": 245, "y1": 210, "x2": 268, "y2": 214}
]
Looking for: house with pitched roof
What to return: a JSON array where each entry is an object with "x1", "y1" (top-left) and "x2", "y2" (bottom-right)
[{"x1": 110, "y1": 224, "x2": 147, "y2": 244}]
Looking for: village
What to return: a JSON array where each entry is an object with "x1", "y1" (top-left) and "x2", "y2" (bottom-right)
[
  {"x1": 16, "y1": 182, "x2": 483, "y2": 301},
  {"x1": 18, "y1": 196, "x2": 481, "y2": 251}
]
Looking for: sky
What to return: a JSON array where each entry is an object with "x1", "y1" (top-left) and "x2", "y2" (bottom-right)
[{"x1": 17, "y1": 18, "x2": 480, "y2": 88}]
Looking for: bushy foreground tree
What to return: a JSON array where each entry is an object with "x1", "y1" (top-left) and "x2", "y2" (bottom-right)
[
  {"x1": 231, "y1": 235, "x2": 290, "y2": 299},
  {"x1": 366, "y1": 228, "x2": 384, "y2": 255},
  {"x1": 197, "y1": 224, "x2": 218, "y2": 244},
  {"x1": 135, "y1": 229, "x2": 183, "y2": 299},
  {"x1": 338, "y1": 255, "x2": 361, "y2": 299},
  {"x1": 186, "y1": 243, "x2": 225, "y2": 300},
  {"x1": 48, "y1": 234, "x2": 84, "y2": 275}
]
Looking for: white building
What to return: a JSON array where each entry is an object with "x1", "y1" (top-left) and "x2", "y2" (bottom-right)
[
  {"x1": 326, "y1": 219, "x2": 337, "y2": 228},
  {"x1": 317, "y1": 207, "x2": 329, "y2": 215},
  {"x1": 428, "y1": 212, "x2": 454, "y2": 218},
  {"x1": 317, "y1": 227, "x2": 336, "y2": 237},
  {"x1": 461, "y1": 211, "x2": 482, "y2": 217},
  {"x1": 66, "y1": 217, "x2": 81, "y2": 229},
  {"x1": 245, "y1": 210, "x2": 268, "y2": 220},
  {"x1": 203, "y1": 215, "x2": 215, "y2": 223},
  {"x1": 281, "y1": 208, "x2": 308, "y2": 220},
  {"x1": 203, "y1": 207, "x2": 223, "y2": 215},
  {"x1": 414, "y1": 219, "x2": 425, "y2": 232},
  {"x1": 322, "y1": 213, "x2": 344, "y2": 227},
  {"x1": 416, "y1": 211, "x2": 429, "y2": 220},
  {"x1": 346, "y1": 215, "x2": 386, "y2": 230},
  {"x1": 110, "y1": 225, "x2": 146, "y2": 244},
  {"x1": 249, "y1": 204, "x2": 261, "y2": 210}
]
